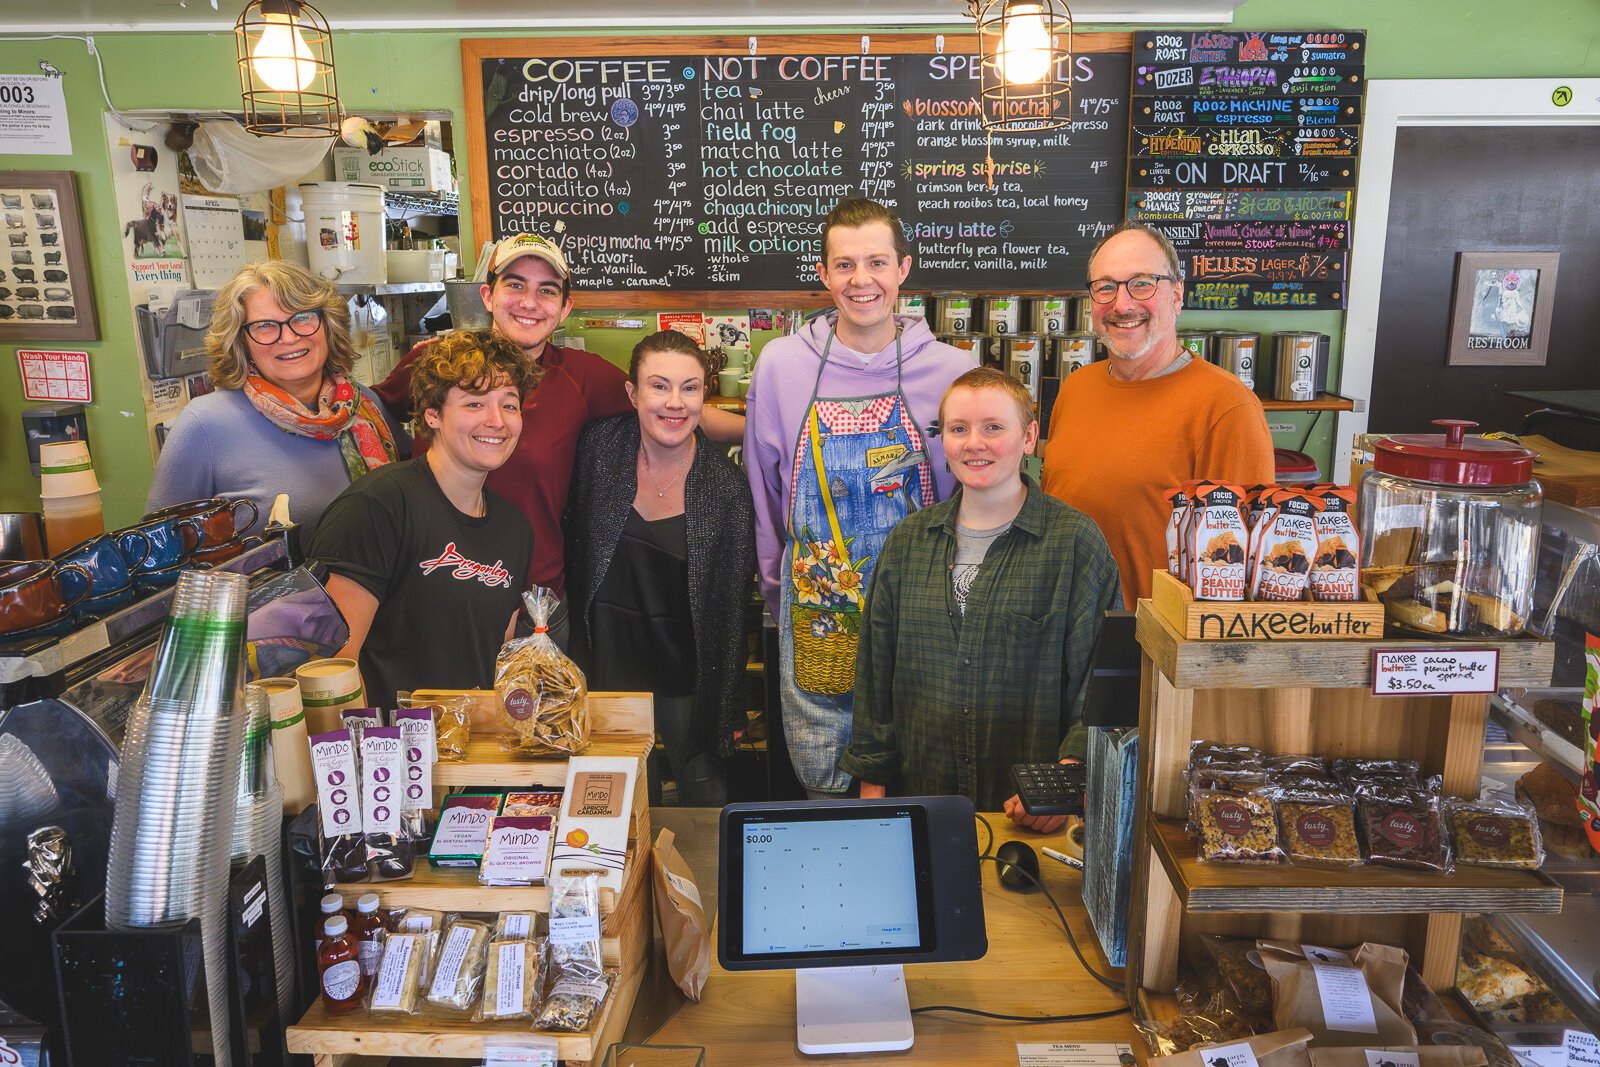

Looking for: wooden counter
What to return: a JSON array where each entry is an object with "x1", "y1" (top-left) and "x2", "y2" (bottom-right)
[{"x1": 647, "y1": 809, "x2": 1143, "y2": 1064}]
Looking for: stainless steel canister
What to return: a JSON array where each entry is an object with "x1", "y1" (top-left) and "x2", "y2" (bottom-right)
[
  {"x1": 1052, "y1": 333, "x2": 1097, "y2": 377},
  {"x1": 1272, "y1": 331, "x2": 1321, "y2": 402},
  {"x1": 1212, "y1": 331, "x2": 1259, "y2": 391},
  {"x1": 1028, "y1": 296, "x2": 1071, "y2": 336},
  {"x1": 1001, "y1": 333, "x2": 1044, "y2": 401},
  {"x1": 1070, "y1": 296, "x2": 1094, "y2": 334},
  {"x1": 934, "y1": 292, "x2": 977, "y2": 334},
  {"x1": 986, "y1": 294, "x2": 1022, "y2": 336},
  {"x1": 896, "y1": 294, "x2": 928, "y2": 320},
  {"x1": 940, "y1": 332, "x2": 990, "y2": 367},
  {"x1": 1177, "y1": 329, "x2": 1212, "y2": 363}
]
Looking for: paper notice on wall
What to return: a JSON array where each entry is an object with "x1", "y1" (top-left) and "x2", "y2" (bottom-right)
[
  {"x1": 18, "y1": 349, "x2": 92, "y2": 402},
  {"x1": 0, "y1": 74, "x2": 72, "y2": 155},
  {"x1": 1302, "y1": 944, "x2": 1379, "y2": 1033},
  {"x1": 148, "y1": 377, "x2": 184, "y2": 420},
  {"x1": 658, "y1": 311, "x2": 706, "y2": 345}
]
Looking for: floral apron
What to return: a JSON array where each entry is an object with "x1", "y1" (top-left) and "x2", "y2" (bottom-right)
[{"x1": 786, "y1": 326, "x2": 933, "y2": 700}]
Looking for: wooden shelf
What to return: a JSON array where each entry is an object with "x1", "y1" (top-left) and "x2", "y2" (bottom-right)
[
  {"x1": 1260, "y1": 393, "x2": 1356, "y2": 412},
  {"x1": 706, "y1": 395, "x2": 746, "y2": 413},
  {"x1": 287, "y1": 966, "x2": 643, "y2": 1062},
  {"x1": 1134, "y1": 599, "x2": 1556, "y2": 690},
  {"x1": 1147, "y1": 816, "x2": 1562, "y2": 915}
]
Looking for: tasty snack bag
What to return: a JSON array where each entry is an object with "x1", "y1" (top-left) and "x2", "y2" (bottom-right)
[
  {"x1": 1309, "y1": 486, "x2": 1361, "y2": 602},
  {"x1": 1187, "y1": 482, "x2": 1249, "y2": 601},
  {"x1": 495, "y1": 588, "x2": 590, "y2": 756},
  {"x1": 1249, "y1": 490, "x2": 1322, "y2": 602}
]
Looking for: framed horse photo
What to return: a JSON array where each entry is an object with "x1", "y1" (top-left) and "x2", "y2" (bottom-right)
[{"x1": 0, "y1": 171, "x2": 99, "y2": 341}]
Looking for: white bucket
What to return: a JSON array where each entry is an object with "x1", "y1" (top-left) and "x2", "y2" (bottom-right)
[{"x1": 298, "y1": 182, "x2": 386, "y2": 284}]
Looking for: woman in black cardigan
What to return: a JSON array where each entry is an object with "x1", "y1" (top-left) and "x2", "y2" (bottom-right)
[{"x1": 565, "y1": 330, "x2": 756, "y2": 805}]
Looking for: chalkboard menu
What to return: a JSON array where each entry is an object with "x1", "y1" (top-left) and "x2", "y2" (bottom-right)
[
  {"x1": 462, "y1": 36, "x2": 1132, "y2": 303},
  {"x1": 1125, "y1": 30, "x2": 1365, "y2": 311}
]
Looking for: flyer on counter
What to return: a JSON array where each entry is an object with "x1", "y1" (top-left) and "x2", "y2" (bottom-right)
[{"x1": 1017, "y1": 1042, "x2": 1137, "y2": 1067}]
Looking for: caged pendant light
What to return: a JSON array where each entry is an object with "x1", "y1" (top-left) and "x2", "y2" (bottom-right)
[
  {"x1": 235, "y1": 0, "x2": 341, "y2": 137},
  {"x1": 970, "y1": 0, "x2": 1074, "y2": 134}
]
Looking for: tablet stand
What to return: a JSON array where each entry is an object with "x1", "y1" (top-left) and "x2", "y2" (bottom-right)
[{"x1": 795, "y1": 964, "x2": 913, "y2": 1054}]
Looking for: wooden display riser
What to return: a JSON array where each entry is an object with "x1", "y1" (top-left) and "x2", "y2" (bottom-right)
[
  {"x1": 1126, "y1": 602, "x2": 1558, "y2": 1005},
  {"x1": 287, "y1": 692, "x2": 656, "y2": 1066}
]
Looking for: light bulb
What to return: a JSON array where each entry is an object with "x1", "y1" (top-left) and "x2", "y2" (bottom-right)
[
  {"x1": 997, "y1": 2, "x2": 1053, "y2": 85},
  {"x1": 251, "y1": 11, "x2": 318, "y2": 92}
]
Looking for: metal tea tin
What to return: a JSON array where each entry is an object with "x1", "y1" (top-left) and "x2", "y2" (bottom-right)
[
  {"x1": 1177, "y1": 329, "x2": 1212, "y2": 363},
  {"x1": 896, "y1": 294, "x2": 928, "y2": 320},
  {"x1": 1212, "y1": 331, "x2": 1259, "y2": 391},
  {"x1": 1070, "y1": 296, "x2": 1094, "y2": 334},
  {"x1": 1001, "y1": 333, "x2": 1044, "y2": 401},
  {"x1": 940, "y1": 332, "x2": 990, "y2": 367},
  {"x1": 1052, "y1": 333, "x2": 1097, "y2": 376},
  {"x1": 1028, "y1": 296, "x2": 1072, "y2": 336},
  {"x1": 934, "y1": 292, "x2": 977, "y2": 334},
  {"x1": 986, "y1": 294, "x2": 1022, "y2": 336},
  {"x1": 1271, "y1": 331, "x2": 1321, "y2": 402}
]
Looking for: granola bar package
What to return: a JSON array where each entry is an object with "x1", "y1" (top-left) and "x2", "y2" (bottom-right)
[
  {"x1": 1308, "y1": 485, "x2": 1361, "y2": 602},
  {"x1": 1249, "y1": 490, "x2": 1322, "y2": 603},
  {"x1": 1446, "y1": 791, "x2": 1543, "y2": 870},
  {"x1": 1275, "y1": 787, "x2": 1364, "y2": 868},
  {"x1": 1257, "y1": 941, "x2": 1416, "y2": 1048},
  {"x1": 533, "y1": 969, "x2": 614, "y2": 1032},
  {"x1": 1188, "y1": 482, "x2": 1250, "y2": 601},
  {"x1": 1195, "y1": 787, "x2": 1283, "y2": 864},
  {"x1": 495, "y1": 588, "x2": 590, "y2": 757},
  {"x1": 546, "y1": 871, "x2": 604, "y2": 978},
  {"x1": 475, "y1": 937, "x2": 544, "y2": 1022},
  {"x1": 1357, "y1": 786, "x2": 1451, "y2": 873}
]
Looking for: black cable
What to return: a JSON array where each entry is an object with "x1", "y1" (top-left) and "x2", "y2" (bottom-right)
[
  {"x1": 973, "y1": 813, "x2": 1125, "y2": 995},
  {"x1": 911, "y1": 1004, "x2": 1131, "y2": 1023}
]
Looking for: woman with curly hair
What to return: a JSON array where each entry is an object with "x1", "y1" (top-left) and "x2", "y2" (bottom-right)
[{"x1": 145, "y1": 260, "x2": 403, "y2": 539}]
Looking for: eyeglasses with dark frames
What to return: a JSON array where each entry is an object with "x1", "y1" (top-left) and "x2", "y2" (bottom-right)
[
  {"x1": 243, "y1": 309, "x2": 324, "y2": 344},
  {"x1": 1086, "y1": 274, "x2": 1176, "y2": 304}
]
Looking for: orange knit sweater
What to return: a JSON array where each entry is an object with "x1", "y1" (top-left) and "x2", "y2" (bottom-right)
[{"x1": 1041, "y1": 358, "x2": 1275, "y2": 607}]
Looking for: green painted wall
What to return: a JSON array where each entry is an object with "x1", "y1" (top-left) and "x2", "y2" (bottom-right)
[{"x1": 1, "y1": 1, "x2": 1596, "y2": 525}]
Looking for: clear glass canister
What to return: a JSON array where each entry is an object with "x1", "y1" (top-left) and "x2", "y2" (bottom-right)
[{"x1": 1358, "y1": 419, "x2": 1542, "y2": 638}]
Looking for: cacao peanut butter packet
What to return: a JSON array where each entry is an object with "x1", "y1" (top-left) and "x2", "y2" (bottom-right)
[
  {"x1": 1164, "y1": 486, "x2": 1191, "y2": 580},
  {"x1": 1309, "y1": 485, "x2": 1362, "y2": 602},
  {"x1": 1188, "y1": 482, "x2": 1250, "y2": 601},
  {"x1": 1249, "y1": 489, "x2": 1322, "y2": 603},
  {"x1": 1242, "y1": 483, "x2": 1277, "y2": 587}
]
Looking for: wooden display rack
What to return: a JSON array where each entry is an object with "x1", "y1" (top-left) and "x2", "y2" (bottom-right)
[
  {"x1": 1150, "y1": 569, "x2": 1386, "y2": 641},
  {"x1": 286, "y1": 691, "x2": 655, "y2": 1066},
  {"x1": 1126, "y1": 600, "x2": 1558, "y2": 1014}
]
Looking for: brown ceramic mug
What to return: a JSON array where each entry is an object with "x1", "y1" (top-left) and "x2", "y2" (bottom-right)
[
  {"x1": 0, "y1": 559, "x2": 92, "y2": 634},
  {"x1": 143, "y1": 497, "x2": 260, "y2": 549}
]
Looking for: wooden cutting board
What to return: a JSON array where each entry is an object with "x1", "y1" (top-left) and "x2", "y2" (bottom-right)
[{"x1": 1524, "y1": 435, "x2": 1600, "y2": 507}]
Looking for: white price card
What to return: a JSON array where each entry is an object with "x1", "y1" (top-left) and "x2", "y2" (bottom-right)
[
  {"x1": 1372, "y1": 648, "x2": 1499, "y2": 696},
  {"x1": 1565, "y1": 1029, "x2": 1600, "y2": 1067},
  {"x1": 1017, "y1": 1042, "x2": 1137, "y2": 1067},
  {"x1": 1505, "y1": 1046, "x2": 1566, "y2": 1067}
]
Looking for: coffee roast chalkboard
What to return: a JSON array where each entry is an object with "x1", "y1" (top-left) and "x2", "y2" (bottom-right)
[
  {"x1": 463, "y1": 36, "x2": 1132, "y2": 302},
  {"x1": 1125, "y1": 30, "x2": 1365, "y2": 312}
]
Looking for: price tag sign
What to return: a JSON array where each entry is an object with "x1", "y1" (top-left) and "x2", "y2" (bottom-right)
[{"x1": 1371, "y1": 648, "x2": 1499, "y2": 696}]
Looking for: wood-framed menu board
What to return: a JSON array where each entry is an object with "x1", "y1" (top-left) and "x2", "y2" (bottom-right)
[
  {"x1": 1125, "y1": 30, "x2": 1365, "y2": 311},
  {"x1": 461, "y1": 35, "x2": 1132, "y2": 308}
]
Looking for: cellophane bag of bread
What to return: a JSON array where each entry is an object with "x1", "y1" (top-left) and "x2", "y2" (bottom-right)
[
  {"x1": 1249, "y1": 490, "x2": 1322, "y2": 602},
  {"x1": 495, "y1": 588, "x2": 590, "y2": 756},
  {"x1": 397, "y1": 692, "x2": 471, "y2": 762},
  {"x1": 1309, "y1": 1048, "x2": 1488, "y2": 1067},
  {"x1": 424, "y1": 916, "x2": 491, "y2": 1014},
  {"x1": 1257, "y1": 941, "x2": 1416, "y2": 1047},
  {"x1": 1148, "y1": 1027, "x2": 1315, "y2": 1067},
  {"x1": 651, "y1": 828, "x2": 711, "y2": 1001},
  {"x1": 475, "y1": 936, "x2": 545, "y2": 1022},
  {"x1": 547, "y1": 872, "x2": 604, "y2": 979},
  {"x1": 1188, "y1": 482, "x2": 1249, "y2": 600},
  {"x1": 1446, "y1": 788, "x2": 1543, "y2": 870},
  {"x1": 1309, "y1": 485, "x2": 1361, "y2": 602},
  {"x1": 533, "y1": 968, "x2": 615, "y2": 1032},
  {"x1": 1198, "y1": 935, "x2": 1274, "y2": 1024},
  {"x1": 1583, "y1": 634, "x2": 1600, "y2": 853},
  {"x1": 368, "y1": 929, "x2": 438, "y2": 1015}
]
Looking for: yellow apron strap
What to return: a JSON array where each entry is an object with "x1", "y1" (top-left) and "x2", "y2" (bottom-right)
[{"x1": 805, "y1": 403, "x2": 852, "y2": 566}]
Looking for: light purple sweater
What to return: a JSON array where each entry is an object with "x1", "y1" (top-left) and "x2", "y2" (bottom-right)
[
  {"x1": 145, "y1": 386, "x2": 402, "y2": 542},
  {"x1": 743, "y1": 311, "x2": 978, "y2": 609}
]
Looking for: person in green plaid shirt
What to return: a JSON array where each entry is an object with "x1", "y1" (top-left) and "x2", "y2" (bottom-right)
[{"x1": 840, "y1": 368, "x2": 1123, "y2": 831}]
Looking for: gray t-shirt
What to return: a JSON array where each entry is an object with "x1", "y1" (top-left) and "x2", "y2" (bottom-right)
[{"x1": 951, "y1": 519, "x2": 1013, "y2": 615}]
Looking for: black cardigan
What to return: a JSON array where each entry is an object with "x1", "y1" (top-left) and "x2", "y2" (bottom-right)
[{"x1": 564, "y1": 413, "x2": 757, "y2": 759}]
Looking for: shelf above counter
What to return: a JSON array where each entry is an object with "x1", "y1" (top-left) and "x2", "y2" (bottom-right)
[
  {"x1": 334, "y1": 281, "x2": 447, "y2": 297},
  {"x1": 1147, "y1": 816, "x2": 1563, "y2": 915},
  {"x1": 1260, "y1": 393, "x2": 1357, "y2": 412}
]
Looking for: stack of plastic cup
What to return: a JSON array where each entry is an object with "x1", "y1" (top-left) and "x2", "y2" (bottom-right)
[
  {"x1": 105, "y1": 569, "x2": 249, "y2": 1067},
  {"x1": 230, "y1": 684, "x2": 296, "y2": 1022}
]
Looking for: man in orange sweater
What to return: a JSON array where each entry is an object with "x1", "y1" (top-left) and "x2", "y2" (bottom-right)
[{"x1": 1041, "y1": 222, "x2": 1274, "y2": 606}]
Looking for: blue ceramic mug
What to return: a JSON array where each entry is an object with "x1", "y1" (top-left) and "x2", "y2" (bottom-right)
[
  {"x1": 114, "y1": 516, "x2": 202, "y2": 575},
  {"x1": 55, "y1": 531, "x2": 148, "y2": 601}
]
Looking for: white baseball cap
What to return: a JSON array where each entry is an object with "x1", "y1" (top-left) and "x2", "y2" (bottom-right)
[{"x1": 485, "y1": 232, "x2": 570, "y2": 279}]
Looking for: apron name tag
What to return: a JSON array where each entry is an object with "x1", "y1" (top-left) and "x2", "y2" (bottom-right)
[{"x1": 865, "y1": 443, "x2": 908, "y2": 469}]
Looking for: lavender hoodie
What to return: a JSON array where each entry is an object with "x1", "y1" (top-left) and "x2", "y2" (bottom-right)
[{"x1": 744, "y1": 311, "x2": 979, "y2": 609}]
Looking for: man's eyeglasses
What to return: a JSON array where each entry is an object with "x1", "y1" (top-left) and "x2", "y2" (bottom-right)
[
  {"x1": 243, "y1": 309, "x2": 324, "y2": 344},
  {"x1": 1086, "y1": 274, "x2": 1175, "y2": 304}
]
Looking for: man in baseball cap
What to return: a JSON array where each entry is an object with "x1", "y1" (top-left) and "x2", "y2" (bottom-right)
[{"x1": 375, "y1": 233, "x2": 745, "y2": 647}]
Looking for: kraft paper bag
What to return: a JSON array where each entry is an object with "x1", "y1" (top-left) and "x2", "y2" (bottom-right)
[
  {"x1": 1151, "y1": 1027, "x2": 1315, "y2": 1067},
  {"x1": 650, "y1": 827, "x2": 711, "y2": 1001},
  {"x1": 1258, "y1": 941, "x2": 1416, "y2": 1048}
]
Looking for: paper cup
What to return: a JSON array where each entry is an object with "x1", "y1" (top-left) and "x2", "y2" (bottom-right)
[
  {"x1": 260, "y1": 676, "x2": 315, "y2": 814},
  {"x1": 294, "y1": 657, "x2": 366, "y2": 736},
  {"x1": 39, "y1": 441, "x2": 100, "y2": 497}
]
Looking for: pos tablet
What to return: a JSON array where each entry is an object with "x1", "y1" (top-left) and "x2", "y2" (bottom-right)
[{"x1": 717, "y1": 796, "x2": 987, "y2": 1054}]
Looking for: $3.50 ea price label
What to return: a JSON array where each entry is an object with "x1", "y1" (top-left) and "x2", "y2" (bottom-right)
[{"x1": 1371, "y1": 648, "x2": 1499, "y2": 696}]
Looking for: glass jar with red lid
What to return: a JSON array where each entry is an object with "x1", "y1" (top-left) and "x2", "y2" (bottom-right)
[{"x1": 1357, "y1": 419, "x2": 1541, "y2": 638}]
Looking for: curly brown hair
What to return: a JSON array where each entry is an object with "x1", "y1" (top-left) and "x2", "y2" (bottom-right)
[
  {"x1": 409, "y1": 329, "x2": 539, "y2": 417},
  {"x1": 205, "y1": 260, "x2": 353, "y2": 389}
]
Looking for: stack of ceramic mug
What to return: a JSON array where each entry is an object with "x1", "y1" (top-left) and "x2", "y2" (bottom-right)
[
  {"x1": 0, "y1": 558, "x2": 92, "y2": 643},
  {"x1": 104, "y1": 570, "x2": 250, "y2": 1067}
]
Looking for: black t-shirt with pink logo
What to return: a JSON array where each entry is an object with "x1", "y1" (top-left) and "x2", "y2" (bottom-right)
[{"x1": 310, "y1": 458, "x2": 533, "y2": 706}]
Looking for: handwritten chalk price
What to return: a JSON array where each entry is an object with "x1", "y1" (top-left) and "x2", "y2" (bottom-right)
[{"x1": 1371, "y1": 648, "x2": 1499, "y2": 696}]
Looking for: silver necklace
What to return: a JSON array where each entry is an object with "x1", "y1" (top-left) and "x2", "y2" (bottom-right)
[{"x1": 639, "y1": 445, "x2": 693, "y2": 498}]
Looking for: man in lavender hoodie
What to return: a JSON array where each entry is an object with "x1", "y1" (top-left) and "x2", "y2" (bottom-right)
[{"x1": 744, "y1": 197, "x2": 977, "y2": 798}]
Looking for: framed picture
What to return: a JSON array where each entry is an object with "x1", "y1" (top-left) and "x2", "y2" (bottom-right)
[
  {"x1": 1446, "y1": 251, "x2": 1558, "y2": 366},
  {"x1": 0, "y1": 170, "x2": 98, "y2": 342}
]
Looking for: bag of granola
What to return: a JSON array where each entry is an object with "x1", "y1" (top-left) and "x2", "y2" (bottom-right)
[{"x1": 494, "y1": 588, "x2": 589, "y2": 756}]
